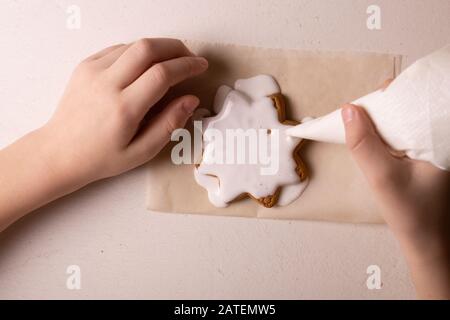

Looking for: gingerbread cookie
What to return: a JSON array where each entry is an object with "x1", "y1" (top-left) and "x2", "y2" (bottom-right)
[{"x1": 194, "y1": 75, "x2": 308, "y2": 208}]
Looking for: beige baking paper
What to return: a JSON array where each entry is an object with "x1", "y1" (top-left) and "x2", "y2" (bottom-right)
[{"x1": 146, "y1": 41, "x2": 402, "y2": 223}]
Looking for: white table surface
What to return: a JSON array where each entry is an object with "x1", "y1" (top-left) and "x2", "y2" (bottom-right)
[{"x1": 0, "y1": 0, "x2": 448, "y2": 299}]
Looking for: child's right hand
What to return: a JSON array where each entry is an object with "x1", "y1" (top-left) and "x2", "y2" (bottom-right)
[
  {"x1": 45, "y1": 38, "x2": 208, "y2": 186},
  {"x1": 341, "y1": 81, "x2": 450, "y2": 299}
]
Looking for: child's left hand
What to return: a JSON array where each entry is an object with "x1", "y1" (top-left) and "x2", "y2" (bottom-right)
[
  {"x1": 48, "y1": 38, "x2": 208, "y2": 184},
  {"x1": 0, "y1": 38, "x2": 208, "y2": 231}
]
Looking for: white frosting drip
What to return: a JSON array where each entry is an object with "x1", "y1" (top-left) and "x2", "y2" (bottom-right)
[
  {"x1": 277, "y1": 183, "x2": 308, "y2": 206},
  {"x1": 194, "y1": 75, "x2": 309, "y2": 207}
]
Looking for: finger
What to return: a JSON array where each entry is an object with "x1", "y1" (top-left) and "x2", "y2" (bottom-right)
[
  {"x1": 342, "y1": 104, "x2": 403, "y2": 188},
  {"x1": 127, "y1": 95, "x2": 200, "y2": 162},
  {"x1": 122, "y1": 56, "x2": 208, "y2": 120},
  {"x1": 95, "y1": 43, "x2": 132, "y2": 68},
  {"x1": 83, "y1": 44, "x2": 125, "y2": 62},
  {"x1": 378, "y1": 78, "x2": 394, "y2": 91},
  {"x1": 108, "y1": 38, "x2": 194, "y2": 88}
]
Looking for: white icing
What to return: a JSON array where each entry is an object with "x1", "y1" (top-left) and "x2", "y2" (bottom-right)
[
  {"x1": 194, "y1": 75, "x2": 309, "y2": 207},
  {"x1": 277, "y1": 183, "x2": 308, "y2": 206},
  {"x1": 234, "y1": 74, "x2": 281, "y2": 100},
  {"x1": 194, "y1": 169, "x2": 228, "y2": 207}
]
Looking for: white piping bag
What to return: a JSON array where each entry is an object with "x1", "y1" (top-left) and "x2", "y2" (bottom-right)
[{"x1": 286, "y1": 45, "x2": 450, "y2": 171}]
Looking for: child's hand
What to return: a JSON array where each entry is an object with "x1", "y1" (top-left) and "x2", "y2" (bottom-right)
[
  {"x1": 342, "y1": 80, "x2": 450, "y2": 299},
  {"x1": 46, "y1": 38, "x2": 208, "y2": 185},
  {"x1": 0, "y1": 38, "x2": 208, "y2": 231}
]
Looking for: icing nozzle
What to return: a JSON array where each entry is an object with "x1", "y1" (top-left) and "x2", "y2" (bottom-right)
[
  {"x1": 286, "y1": 109, "x2": 346, "y2": 143},
  {"x1": 286, "y1": 89, "x2": 385, "y2": 144}
]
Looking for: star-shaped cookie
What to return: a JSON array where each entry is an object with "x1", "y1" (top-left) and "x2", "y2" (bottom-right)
[{"x1": 194, "y1": 75, "x2": 308, "y2": 208}]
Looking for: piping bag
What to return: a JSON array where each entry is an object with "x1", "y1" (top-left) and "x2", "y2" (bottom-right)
[{"x1": 286, "y1": 45, "x2": 450, "y2": 171}]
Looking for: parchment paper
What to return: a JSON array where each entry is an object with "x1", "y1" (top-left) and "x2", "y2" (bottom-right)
[{"x1": 146, "y1": 41, "x2": 402, "y2": 224}]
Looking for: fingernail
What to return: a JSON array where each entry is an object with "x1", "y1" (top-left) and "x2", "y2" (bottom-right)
[
  {"x1": 195, "y1": 57, "x2": 209, "y2": 68},
  {"x1": 183, "y1": 98, "x2": 200, "y2": 114},
  {"x1": 342, "y1": 105, "x2": 355, "y2": 123}
]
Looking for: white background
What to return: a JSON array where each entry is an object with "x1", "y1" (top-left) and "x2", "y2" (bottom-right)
[{"x1": 0, "y1": 0, "x2": 449, "y2": 299}]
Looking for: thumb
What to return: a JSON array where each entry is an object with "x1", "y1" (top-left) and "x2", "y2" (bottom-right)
[
  {"x1": 129, "y1": 95, "x2": 199, "y2": 162},
  {"x1": 342, "y1": 104, "x2": 400, "y2": 188}
]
